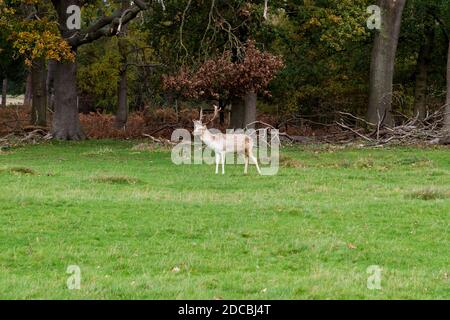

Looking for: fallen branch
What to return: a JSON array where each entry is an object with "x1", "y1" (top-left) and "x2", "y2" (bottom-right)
[
  {"x1": 142, "y1": 133, "x2": 175, "y2": 145},
  {"x1": 245, "y1": 121, "x2": 295, "y2": 145},
  {"x1": 147, "y1": 124, "x2": 179, "y2": 136},
  {"x1": 336, "y1": 107, "x2": 450, "y2": 146},
  {"x1": 1, "y1": 128, "x2": 51, "y2": 149}
]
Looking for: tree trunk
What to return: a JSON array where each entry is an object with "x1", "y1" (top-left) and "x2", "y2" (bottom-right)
[
  {"x1": 219, "y1": 99, "x2": 225, "y2": 125},
  {"x1": 47, "y1": 59, "x2": 56, "y2": 111},
  {"x1": 31, "y1": 59, "x2": 47, "y2": 126},
  {"x1": 51, "y1": 0, "x2": 86, "y2": 140},
  {"x1": 230, "y1": 97, "x2": 245, "y2": 129},
  {"x1": 114, "y1": 0, "x2": 130, "y2": 129},
  {"x1": 244, "y1": 91, "x2": 257, "y2": 129},
  {"x1": 1, "y1": 78, "x2": 6, "y2": 107},
  {"x1": 414, "y1": 27, "x2": 433, "y2": 120},
  {"x1": 367, "y1": 0, "x2": 406, "y2": 126},
  {"x1": 52, "y1": 58, "x2": 86, "y2": 140},
  {"x1": 24, "y1": 73, "x2": 32, "y2": 107},
  {"x1": 230, "y1": 92, "x2": 258, "y2": 129},
  {"x1": 445, "y1": 40, "x2": 450, "y2": 131},
  {"x1": 115, "y1": 69, "x2": 128, "y2": 129}
]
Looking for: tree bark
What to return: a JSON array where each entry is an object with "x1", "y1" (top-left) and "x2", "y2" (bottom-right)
[
  {"x1": 47, "y1": 59, "x2": 56, "y2": 111},
  {"x1": 244, "y1": 91, "x2": 257, "y2": 129},
  {"x1": 230, "y1": 97, "x2": 245, "y2": 129},
  {"x1": 31, "y1": 59, "x2": 47, "y2": 126},
  {"x1": 51, "y1": 0, "x2": 86, "y2": 139},
  {"x1": 219, "y1": 99, "x2": 225, "y2": 125},
  {"x1": 1, "y1": 78, "x2": 6, "y2": 108},
  {"x1": 230, "y1": 92, "x2": 258, "y2": 129},
  {"x1": 115, "y1": 66, "x2": 128, "y2": 129},
  {"x1": 367, "y1": 0, "x2": 406, "y2": 126},
  {"x1": 414, "y1": 27, "x2": 433, "y2": 120},
  {"x1": 445, "y1": 40, "x2": 450, "y2": 131},
  {"x1": 24, "y1": 73, "x2": 32, "y2": 107},
  {"x1": 52, "y1": 58, "x2": 86, "y2": 140},
  {"x1": 114, "y1": 0, "x2": 130, "y2": 129}
]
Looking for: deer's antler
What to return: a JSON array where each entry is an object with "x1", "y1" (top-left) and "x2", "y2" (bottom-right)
[{"x1": 204, "y1": 105, "x2": 221, "y2": 125}]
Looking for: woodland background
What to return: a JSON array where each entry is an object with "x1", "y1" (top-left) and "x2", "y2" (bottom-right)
[{"x1": 0, "y1": 0, "x2": 449, "y2": 142}]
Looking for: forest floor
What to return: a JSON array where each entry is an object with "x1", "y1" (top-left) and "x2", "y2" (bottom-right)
[{"x1": 0, "y1": 140, "x2": 448, "y2": 299}]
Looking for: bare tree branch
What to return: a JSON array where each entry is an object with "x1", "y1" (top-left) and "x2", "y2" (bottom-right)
[{"x1": 67, "y1": 0, "x2": 149, "y2": 47}]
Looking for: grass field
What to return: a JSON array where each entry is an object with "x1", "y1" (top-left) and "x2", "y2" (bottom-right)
[{"x1": 0, "y1": 140, "x2": 448, "y2": 299}]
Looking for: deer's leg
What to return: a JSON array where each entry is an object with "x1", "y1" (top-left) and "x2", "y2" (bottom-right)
[
  {"x1": 244, "y1": 155, "x2": 249, "y2": 174},
  {"x1": 221, "y1": 153, "x2": 225, "y2": 174},
  {"x1": 249, "y1": 150, "x2": 261, "y2": 175},
  {"x1": 215, "y1": 153, "x2": 220, "y2": 174}
]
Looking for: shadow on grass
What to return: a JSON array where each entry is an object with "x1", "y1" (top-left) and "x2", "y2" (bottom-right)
[
  {"x1": 406, "y1": 189, "x2": 450, "y2": 200},
  {"x1": 91, "y1": 175, "x2": 143, "y2": 185},
  {"x1": 0, "y1": 167, "x2": 37, "y2": 175}
]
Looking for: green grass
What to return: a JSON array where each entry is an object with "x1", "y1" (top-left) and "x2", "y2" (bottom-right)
[{"x1": 0, "y1": 140, "x2": 448, "y2": 299}]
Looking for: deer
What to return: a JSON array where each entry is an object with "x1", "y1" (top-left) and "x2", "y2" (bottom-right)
[{"x1": 193, "y1": 105, "x2": 261, "y2": 175}]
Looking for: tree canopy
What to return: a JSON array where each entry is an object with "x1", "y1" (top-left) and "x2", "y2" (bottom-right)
[{"x1": 0, "y1": 0, "x2": 449, "y2": 138}]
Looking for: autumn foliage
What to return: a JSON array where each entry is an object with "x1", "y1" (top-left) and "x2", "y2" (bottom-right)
[
  {"x1": 0, "y1": 3, "x2": 75, "y2": 66},
  {"x1": 0, "y1": 105, "x2": 320, "y2": 140},
  {"x1": 163, "y1": 41, "x2": 284, "y2": 100}
]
